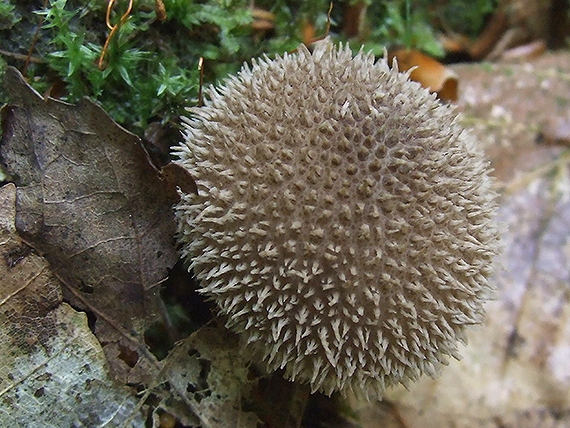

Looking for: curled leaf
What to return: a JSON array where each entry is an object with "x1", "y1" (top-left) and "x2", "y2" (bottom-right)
[{"x1": 391, "y1": 48, "x2": 458, "y2": 102}]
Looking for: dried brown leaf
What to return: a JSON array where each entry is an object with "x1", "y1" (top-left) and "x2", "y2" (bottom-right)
[
  {"x1": 155, "y1": 325, "x2": 262, "y2": 428},
  {"x1": 538, "y1": 116, "x2": 570, "y2": 147},
  {"x1": 0, "y1": 182, "x2": 259, "y2": 426},
  {"x1": 0, "y1": 67, "x2": 178, "y2": 383},
  {"x1": 390, "y1": 49, "x2": 458, "y2": 102},
  {"x1": 251, "y1": 7, "x2": 275, "y2": 32},
  {"x1": 0, "y1": 183, "x2": 145, "y2": 426}
]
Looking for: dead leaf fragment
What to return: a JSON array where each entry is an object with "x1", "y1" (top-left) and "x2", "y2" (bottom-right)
[
  {"x1": 390, "y1": 49, "x2": 458, "y2": 102},
  {"x1": 157, "y1": 325, "x2": 262, "y2": 428},
  {"x1": 537, "y1": 117, "x2": 570, "y2": 147},
  {"x1": 0, "y1": 66, "x2": 178, "y2": 384},
  {"x1": 251, "y1": 7, "x2": 274, "y2": 32},
  {"x1": 0, "y1": 183, "x2": 145, "y2": 427},
  {"x1": 302, "y1": 19, "x2": 316, "y2": 46},
  {"x1": 0, "y1": 183, "x2": 62, "y2": 348},
  {"x1": 500, "y1": 40, "x2": 546, "y2": 62},
  {"x1": 155, "y1": 0, "x2": 167, "y2": 21}
]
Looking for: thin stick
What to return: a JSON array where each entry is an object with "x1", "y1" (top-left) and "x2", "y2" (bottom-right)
[
  {"x1": 324, "y1": 2, "x2": 333, "y2": 39},
  {"x1": 310, "y1": 2, "x2": 333, "y2": 44},
  {"x1": 0, "y1": 49, "x2": 42, "y2": 63},
  {"x1": 98, "y1": 0, "x2": 134, "y2": 70},
  {"x1": 198, "y1": 57, "x2": 204, "y2": 107},
  {"x1": 289, "y1": 2, "x2": 333, "y2": 54},
  {"x1": 23, "y1": 0, "x2": 49, "y2": 77}
]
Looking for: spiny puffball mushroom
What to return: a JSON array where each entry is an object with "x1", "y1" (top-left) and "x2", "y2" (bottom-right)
[{"x1": 174, "y1": 39, "x2": 499, "y2": 400}]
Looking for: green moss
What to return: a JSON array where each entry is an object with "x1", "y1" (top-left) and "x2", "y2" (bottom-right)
[{"x1": 0, "y1": 0, "x2": 496, "y2": 135}]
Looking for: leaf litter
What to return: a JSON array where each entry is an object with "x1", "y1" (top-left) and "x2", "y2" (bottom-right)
[
  {"x1": 0, "y1": 183, "x2": 146, "y2": 427},
  {"x1": 0, "y1": 66, "x2": 182, "y2": 385}
]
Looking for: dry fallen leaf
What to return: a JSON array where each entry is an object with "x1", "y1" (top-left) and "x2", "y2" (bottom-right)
[
  {"x1": 0, "y1": 67, "x2": 180, "y2": 385},
  {"x1": 251, "y1": 7, "x2": 275, "y2": 32},
  {"x1": 0, "y1": 183, "x2": 145, "y2": 426},
  {"x1": 390, "y1": 49, "x2": 458, "y2": 102},
  {"x1": 538, "y1": 116, "x2": 570, "y2": 147},
  {"x1": 500, "y1": 40, "x2": 546, "y2": 62},
  {"x1": 0, "y1": 184, "x2": 266, "y2": 426},
  {"x1": 155, "y1": 325, "x2": 262, "y2": 428}
]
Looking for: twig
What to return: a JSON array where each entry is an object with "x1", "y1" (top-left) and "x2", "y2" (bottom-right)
[
  {"x1": 198, "y1": 57, "x2": 204, "y2": 107},
  {"x1": 0, "y1": 49, "x2": 42, "y2": 64},
  {"x1": 309, "y1": 2, "x2": 333, "y2": 44},
  {"x1": 99, "y1": 0, "x2": 134, "y2": 70},
  {"x1": 23, "y1": 0, "x2": 49, "y2": 76}
]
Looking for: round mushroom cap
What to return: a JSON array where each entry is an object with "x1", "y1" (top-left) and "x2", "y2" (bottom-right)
[{"x1": 174, "y1": 39, "x2": 499, "y2": 400}]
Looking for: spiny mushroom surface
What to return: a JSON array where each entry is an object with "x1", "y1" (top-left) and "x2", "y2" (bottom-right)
[{"x1": 174, "y1": 39, "x2": 498, "y2": 400}]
